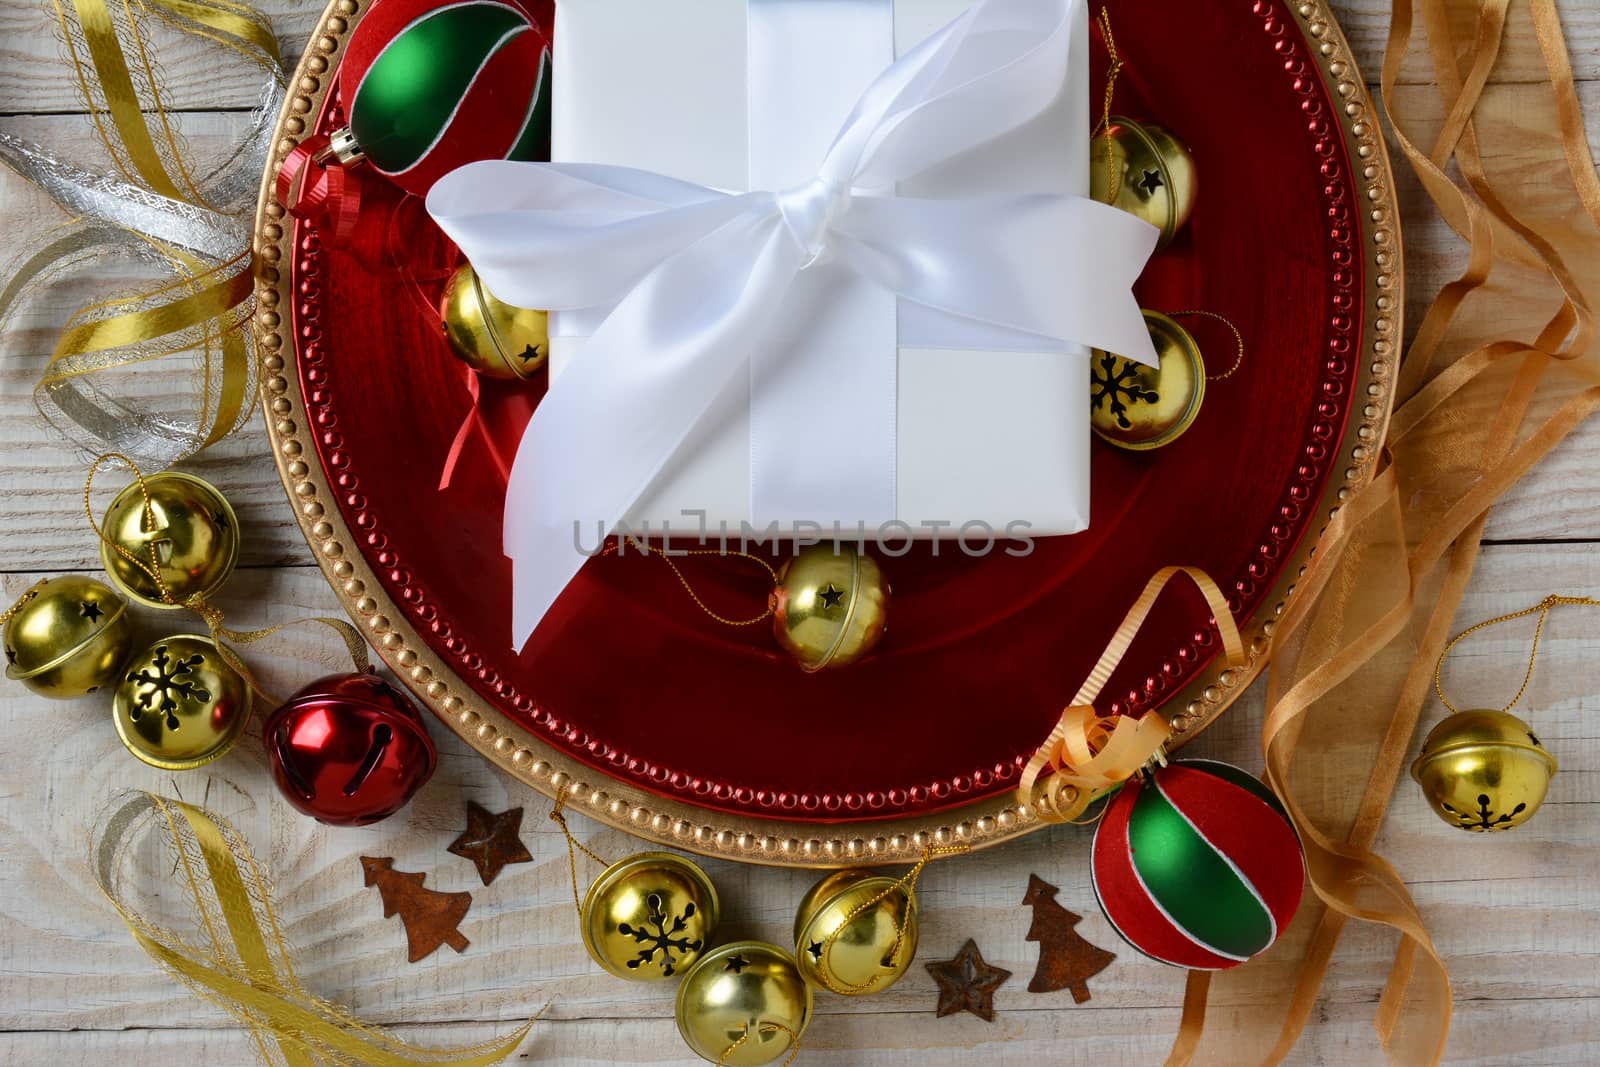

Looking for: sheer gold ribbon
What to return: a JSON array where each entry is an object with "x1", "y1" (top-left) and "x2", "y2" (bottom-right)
[
  {"x1": 93, "y1": 791, "x2": 535, "y2": 1066},
  {"x1": 1019, "y1": 567, "x2": 1246, "y2": 823},
  {"x1": 0, "y1": 0, "x2": 283, "y2": 465},
  {"x1": 1162, "y1": 1, "x2": 1600, "y2": 1063}
]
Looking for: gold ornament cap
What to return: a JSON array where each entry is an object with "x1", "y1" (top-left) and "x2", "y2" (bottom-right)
[
  {"x1": 100, "y1": 471, "x2": 240, "y2": 609},
  {"x1": 580, "y1": 850, "x2": 719, "y2": 981},
  {"x1": 1090, "y1": 116, "x2": 1198, "y2": 247},
  {"x1": 1091, "y1": 310, "x2": 1206, "y2": 451},
  {"x1": 770, "y1": 545, "x2": 889, "y2": 672},
  {"x1": 440, "y1": 262, "x2": 549, "y2": 380},
  {"x1": 793, "y1": 869, "x2": 919, "y2": 995},
  {"x1": 3, "y1": 576, "x2": 134, "y2": 699},
  {"x1": 113, "y1": 635, "x2": 251, "y2": 770},
  {"x1": 1410, "y1": 710, "x2": 1558, "y2": 832},
  {"x1": 676, "y1": 941, "x2": 812, "y2": 1066}
]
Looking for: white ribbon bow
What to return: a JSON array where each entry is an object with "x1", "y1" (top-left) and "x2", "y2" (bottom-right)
[{"x1": 428, "y1": 0, "x2": 1159, "y2": 649}]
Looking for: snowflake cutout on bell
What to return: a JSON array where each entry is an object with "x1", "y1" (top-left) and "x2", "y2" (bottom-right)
[
  {"x1": 112, "y1": 635, "x2": 251, "y2": 770},
  {"x1": 580, "y1": 851, "x2": 720, "y2": 981},
  {"x1": 1409, "y1": 594, "x2": 1586, "y2": 833},
  {"x1": 3, "y1": 576, "x2": 134, "y2": 699},
  {"x1": 549, "y1": 790, "x2": 721, "y2": 982},
  {"x1": 1411, "y1": 711, "x2": 1557, "y2": 832},
  {"x1": 1091, "y1": 311, "x2": 1204, "y2": 451}
]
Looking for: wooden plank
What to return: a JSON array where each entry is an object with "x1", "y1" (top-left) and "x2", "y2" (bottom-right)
[
  {"x1": 0, "y1": 541, "x2": 1594, "y2": 1063},
  {"x1": 0, "y1": 0, "x2": 1595, "y2": 116},
  {"x1": 2, "y1": 996, "x2": 1597, "y2": 1065}
]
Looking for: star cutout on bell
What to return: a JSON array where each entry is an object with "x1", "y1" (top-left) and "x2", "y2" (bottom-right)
[
  {"x1": 519, "y1": 343, "x2": 542, "y2": 364},
  {"x1": 817, "y1": 584, "x2": 846, "y2": 610},
  {"x1": 807, "y1": 940, "x2": 824, "y2": 961},
  {"x1": 79, "y1": 601, "x2": 104, "y2": 622},
  {"x1": 1137, "y1": 168, "x2": 1164, "y2": 194},
  {"x1": 447, "y1": 802, "x2": 533, "y2": 886},
  {"x1": 926, "y1": 938, "x2": 1012, "y2": 1022},
  {"x1": 724, "y1": 954, "x2": 749, "y2": 974}
]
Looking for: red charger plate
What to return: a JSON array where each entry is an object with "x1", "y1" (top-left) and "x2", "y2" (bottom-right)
[{"x1": 254, "y1": 0, "x2": 1400, "y2": 865}]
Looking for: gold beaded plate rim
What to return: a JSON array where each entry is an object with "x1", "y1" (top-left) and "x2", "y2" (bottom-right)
[{"x1": 252, "y1": 0, "x2": 1401, "y2": 867}]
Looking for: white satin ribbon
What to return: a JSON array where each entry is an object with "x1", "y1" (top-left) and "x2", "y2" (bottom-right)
[{"x1": 428, "y1": 0, "x2": 1159, "y2": 649}]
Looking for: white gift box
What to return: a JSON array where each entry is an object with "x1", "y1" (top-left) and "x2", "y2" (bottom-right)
[{"x1": 548, "y1": 0, "x2": 1095, "y2": 540}]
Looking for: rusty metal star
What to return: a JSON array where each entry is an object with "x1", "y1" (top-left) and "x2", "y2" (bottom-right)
[
  {"x1": 447, "y1": 802, "x2": 533, "y2": 886},
  {"x1": 926, "y1": 938, "x2": 1012, "y2": 1022}
]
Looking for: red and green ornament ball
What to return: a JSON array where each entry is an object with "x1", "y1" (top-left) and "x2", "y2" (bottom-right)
[
  {"x1": 1092, "y1": 759, "x2": 1304, "y2": 970},
  {"x1": 342, "y1": 0, "x2": 551, "y2": 197}
]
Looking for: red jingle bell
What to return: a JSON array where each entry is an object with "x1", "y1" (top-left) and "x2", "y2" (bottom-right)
[{"x1": 265, "y1": 672, "x2": 437, "y2": 826}]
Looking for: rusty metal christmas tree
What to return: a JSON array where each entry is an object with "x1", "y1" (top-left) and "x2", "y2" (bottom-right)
[
  {"x1": 1022, "y1": 874, "x2": 1115, "y2": 1002},
  {"x1": 360, "y1": 856, "x2": 471, "y2": 962}
]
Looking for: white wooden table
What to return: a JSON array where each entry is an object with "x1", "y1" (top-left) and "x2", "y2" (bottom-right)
[{"x1": 2, "y1": 2, "x2": 1598, "y2": 1063}]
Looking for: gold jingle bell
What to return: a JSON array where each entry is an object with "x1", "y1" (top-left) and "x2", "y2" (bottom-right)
[
  {"x1": 581, "y1": 850, "x2": 720, "y2": 980},
  {"x1": 3, "y1": 576, "x2": 134, "y2": 699},
  {"x1": 1410, "y1": 710, "x2": 1558, "y2": 832},
  {"x1": 100, "y1": 471, "x2": 240, "y2": 609},
  {"x1": 1091, "y1": 310, "x2": 1205, "y2": 451},
  {"x1": 770, "y1": 545, "x2": 889, "y2": 672},
  {"x1": 440, "y1": 262, "x2": 549, "y2": 380},
  {"x1": 793, "y1": 869, "x2": 918, "y2": 995},
  {"x1": 676, "y1": 941, "x2": 812, "y2": 1066},
  {"x1": 1090, "y1": 116, "x2": 1198, "y2": 248},
  {"x1": 113, "y1": 635, "x2": 251, "y2": 770}
]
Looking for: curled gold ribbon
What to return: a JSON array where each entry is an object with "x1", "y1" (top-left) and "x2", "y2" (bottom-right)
[
  {"x1": 93, "y1": 792, "x2": 536, "y2": 1066},
  {"x1": 1019, "y1": 566, "x2": 1246, "y2": 823},
  {"x1": 0, "y1": 0, "x2": 283, "y2": 466}
]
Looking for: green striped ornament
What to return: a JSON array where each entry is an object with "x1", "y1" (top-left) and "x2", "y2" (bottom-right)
[
  {"x1": 1091, "y1": 759, "x2": 1304, "y2": 970},
  {"x1": 342, "y1": 0, "x2": 550, "y2": 197}
]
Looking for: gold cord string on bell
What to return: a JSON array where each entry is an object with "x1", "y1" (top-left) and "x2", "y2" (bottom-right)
[
  {"x1": 814, "y1": 844, "x2": 969, "y2": 996},
  {"x1": 602, "y1": 538, "x2": 778, "y2": 627},
  {"x1": 82, "y1": 451, "x2": 371, "y2": 704},
  {"x1": 1434, "y1": 594, "x2": 1600, "y2": 715},
  {"x1": 715, "y1": 1022, "x2": 800, "y2": 1067},
  {"x1": 1166, "y1": 309, "x2": 1246, "y2": 381},
  {"x1": 0, "y1": 578, "x2": 48, "y2": 627},
  {"x1": 1095, "y1": 6, "x2": 1124, "y2": 206},
  {"x1": 548, "y1": 790, "x2": 612, "y2": 916}
]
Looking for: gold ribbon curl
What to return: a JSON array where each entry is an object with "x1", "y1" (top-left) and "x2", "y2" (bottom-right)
[
  {"x1": 1019, "y1": 567, "x2": 1246, "y2": 824},
  {"x1": 93, "y1": 791, "x2": 535, "y2": 1067},
  {"x1": 0, "y1": 0, "x2": 284, "y2": 465}
]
